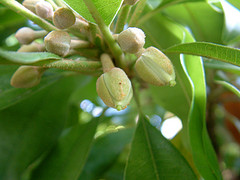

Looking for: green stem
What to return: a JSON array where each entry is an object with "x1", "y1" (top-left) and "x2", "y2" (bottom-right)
[
  {"x1": 82, "y1": 0, "x2": 126, "y2": 70},
  {"x1": 42, "y1": 59, "x2": 102, "y2": 74},
  {"x1": 0, "y1": 0, "x2": 58, "y2": 32},
  {"x1": 100, "y1": 53, "x2": 115, "y2": 73},
  {"x1": 128, "y1": 0, "x2": 147, "y2": 27},
  {"x1": 115, "y1": 4, "x2": 131, "y2": 33}
]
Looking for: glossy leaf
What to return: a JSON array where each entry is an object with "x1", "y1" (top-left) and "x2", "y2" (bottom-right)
[
  {"x1": 215, "y1": 80, "x2": 240, "y2": 97},
  {"x1": 31, "y1": 119, "x2": 98, "y2": 180},
  {"x1": 124, "y1": 115, "x2": 197, "y2": 180},
  {"x1": 0, "y1": 48, "x2": 61, "y2": 64},
  {"x1": 165, "y1": 42, "x2": 240, "y2": 67},
  {"x1": 63, "y1": 0, "x2": 123, "y2": 26},
  {"x1": 79, "y1": 128, "x2": 134, "y2": 180},
  {"x1": 0, "y1": 65, "x2": 63, "y2": 111},
  {"x1": 0, "y1": 76, "x2": 79, "y2": 179}
]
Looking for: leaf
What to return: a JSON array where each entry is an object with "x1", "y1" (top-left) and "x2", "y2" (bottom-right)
[
  {"x1": 63, "y1": 0, "x2": 123, "y2": 26},
  {"x1": 165, "y1": 42, "x2": 240, "y2": 67},
  {"x1": 0, "y1": 65, "x2": 63, "y2": 111},
  {"x1": 184, "y1": 53, "x2": 222, "y2": 180},
  {"x1": 215, "y1": 80, "x2": 240, "y2": 97},
  {"x1": 0, "y1": 76, "x2": 79, "y2": 179},
  {"x1": 141, "y1": 6, "x2": 222, "y2": 179},
  {"x1": 163, "y1": 1, "x2": 224, "y2": 43},
  {"x1": 31, "y1": 119, "x2": 98, "y2": 180},
  {"x1": 0, "y1": 48, "x2": 61, "y2": 65},
  {"x1": 124, "y1": 115, "x2": 197, "y2": 180},
  {"x1": 79, "y1": 128, "x2": 134, "y2": 180}
]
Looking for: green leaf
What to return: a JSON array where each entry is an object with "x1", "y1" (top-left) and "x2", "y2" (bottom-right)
[
  {"x1": 79, "y1": 128, "x2": 134, "y2": 180},
  {"x1": 165, "y1": 42, "x2": 240, "y2": 67},
  {"x1": 182, "y1": 33, "x2": 223, "y2": 179},
  {"x1": 0, "y1": 65, "x2": 63, "y2": 111},
  {"x1": 31, "y1": 119, "x2": 98, "y2": 180},
  {"x1": 215, "y1": 80, "x2": 240, "y2": 97},
  {"x1": 0, "y1": 48, "x2": 61, "y2": 64},
  {"x1": 63, "y1": 0, "x2": 123, "y2": 26},
  {"x1": 0, "y1": 76, "x2": 79, "y2": 179},
  {"x1": 141, "y1": 6, "x2": 222, "y2": 179},
  {"x1": 163, "y1": 1, "x2": 224, "y2": 43},
  {"x1": 124, "y1": 115, "x2": 197, "y2": 180}
]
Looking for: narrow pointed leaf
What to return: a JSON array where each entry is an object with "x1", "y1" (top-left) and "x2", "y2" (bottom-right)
[
  {"x1": 165, "y1": 42, "x2": 240, "y2": 66},
  {"x1": 124, "y1": 115, "x2": 197, "y2": 180}
]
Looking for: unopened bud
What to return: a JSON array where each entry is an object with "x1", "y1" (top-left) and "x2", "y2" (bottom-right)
[
  {"x1": 36, "y1": 1, "x2": 53, "y2": 20},
  {"x1": 15, "y1": 27, "x2": 47, "y2": 45},
  {"x1": 18, "y1": 42, "x2": 45, "y2": 52},
  {"x1": 22, "y1": 0, "x2": 44, "y2": 13},
  {"x1": 135, "y1": 47, "x2": 176, "y2": 87},
  {"x1": 10, "y1": 66, "x2": 45, "y2": 88},
  {"x1": 44, "y1": 31, "x2": 71, "y2": 56},
  {"x1": 53, "y1": 7, "x2": 76, "y2": 29},
  {"x1": 96, "y1": 68, "x2": 133, "y2": 111},
  {"x1": 117, "y1": 27, "x2": 145, "y2": 54},
  {"x1": 124, "y1": 0, "x2": 139, "y2": 5}
]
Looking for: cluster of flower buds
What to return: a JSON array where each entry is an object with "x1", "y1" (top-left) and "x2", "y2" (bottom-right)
[{"x1": 10, "y1": 0, "x2": 176, "y2": 111}]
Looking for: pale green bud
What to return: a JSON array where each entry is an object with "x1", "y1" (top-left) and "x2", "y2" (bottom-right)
[
  {"x1": 117, "y1": 27, "x2": 145, "y2": 54},
  {"x1": 124, "y1": 0, "x2": 139, "y2": 5},
  {"x1": 22, "y1": 0, "x2": 44, "y2": 13},
  {"x1": 15, "y1": 27, "x2": 47, "y2": 45},
  {"x1": 36, "y1": 1, "x2": 53, "y2": 20},
  {"x1": 10, "y1": 66, "x2": 45, "y2": 88},
  {"x1": 96, "y1": 68, "x2": 133, "y2": 111},
  {"x1": 44, "y1": 31, "x2": 71, "y2": 56},
  {"x1": 53, "y1": 7, "x2": 76, "y2": 29},
  {"x1": 18, "y1": 42, "x2": 45, "y2": 52},
  {"x1": 135, "y1": 47, "x2": 176, "y2": 87}
]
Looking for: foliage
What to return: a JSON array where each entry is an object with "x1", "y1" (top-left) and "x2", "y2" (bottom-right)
[{"x1": 0, "y1": 0, "x2": 240, "y2": 180}]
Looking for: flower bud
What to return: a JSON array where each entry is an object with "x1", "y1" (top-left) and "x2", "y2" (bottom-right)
[
  {"x1": 10, "y1": 66, "x2": 45, "y2": 88},
  {"x1": 18, "y1": 42, "x2": 45, "y2": 52},
  {"x1": 135, "y1": 47, "x2": 176, "y2": 87},
  {"x1": 124, "y1": 0, "x2": 139, "y2": 5},
  {"x1": 44, "y1": 31, "x2": 71, "y2": 56},
  {"x1": 53, "y1": 7, "x2": 76, "y2": 29},
  {"x1": 22, "y1": 0, "x2": 44, "y2": 13},
  {"x1": 15, "y1": 27, "x2": 47, "y2": 45},
  {"x1": 96, "y1": 68, "x2": 133, "y2": 111},
  {"x1": 117, "y1": 27, "x2": 145, "y2": 54},
  {"x1": 36, "y1": 1, "x2": 53, "y2": 20}
]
